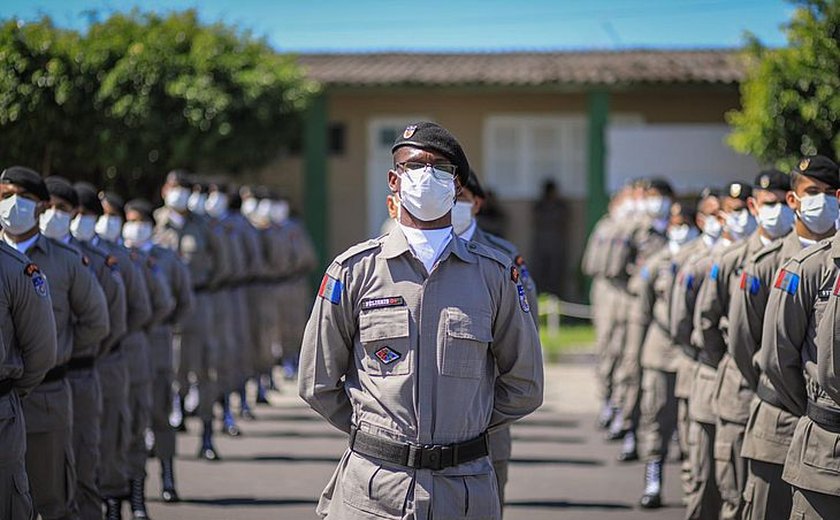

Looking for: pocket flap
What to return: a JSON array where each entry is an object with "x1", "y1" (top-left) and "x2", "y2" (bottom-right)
[
  {"x1": 446, "y1": 308, "x2": 493, "y2": 342},
  {"x1": 360, "y1": 307, "x2": 410, "y2": 343}
]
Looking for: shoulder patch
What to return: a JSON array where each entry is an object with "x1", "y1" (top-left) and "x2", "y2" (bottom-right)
[
  {"x1": 334, "y1": 239, "x2": 380, "y2": 265},
  {"x1": 517, "y1": 284, "x2": 530, "y2": 313},
  {"x1": 318, "y1": 274, "x2": 342, "y2": 304},
  {"x1": 25, "y1": 263, "x2": 48, "y2": 297},
  {"x1": 833, "y1": 274, "x2": 840, "y2": 297},
  {"x1": 24, "y1": 263, "x2": 40, "y2": 277},
  {"x1": 773, "y1": 269, "x2": 800, "y2": 295},
  {"x1": 709, "y1": 263, "x2": 720, "y2": 281},
  {"x1": 739, "y1": 272, "x2": 761, "y2": 295}
]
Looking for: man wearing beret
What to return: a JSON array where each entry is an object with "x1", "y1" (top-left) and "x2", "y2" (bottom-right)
[
  {"x1": 0, "y1": 166, "x2": 109, "y2": 520},
  {"x1": 43, "y1": 176, "x2": 128, "y2": 520},
  {"x1": 735, "y1": 156, "x2": 839, "y2": 520},
  {"x1": 299, "y1": 121, "x2": 544, "y2": 519}
]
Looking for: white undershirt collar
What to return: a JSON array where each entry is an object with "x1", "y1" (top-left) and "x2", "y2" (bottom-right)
[
  {"x1": 398, "y1": 223, "x2": 453, "y2": 274},
  {"x1": 4, "y1": 233, "x2": 40, "y2": 254}
]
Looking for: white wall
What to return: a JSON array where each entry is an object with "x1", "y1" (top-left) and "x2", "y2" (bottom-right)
[{"x1": 607, "y1": 124, "x2": 760, "y2": 194}]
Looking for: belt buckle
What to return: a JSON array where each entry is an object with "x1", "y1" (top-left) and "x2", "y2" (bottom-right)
[{"x1": 420, "y1": 444, "x2": 445, "y2": 471}]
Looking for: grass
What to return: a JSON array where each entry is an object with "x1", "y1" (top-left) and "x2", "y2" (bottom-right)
[{"x1": 540, "y1": 325, "x2": 596, "y2": 363}]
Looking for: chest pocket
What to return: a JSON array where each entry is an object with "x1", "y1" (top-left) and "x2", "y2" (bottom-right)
[
  {"x1": 442, "y1": 308, "x2": 493, "y2": 380},
  {"x1": 359, "y1": 307, "x2": 411, "y2": 376}
]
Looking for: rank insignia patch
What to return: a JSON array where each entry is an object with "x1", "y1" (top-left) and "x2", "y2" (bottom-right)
[
  {"x1": 25, "y1": 264, "x2": 47, "y2": 298},
  {"x1": 361, "y1": 296, "x2": 405, "y2": 311},
  {"x1": 774, "y1": 269, "x2": 799, "y2": 295},
  {"x1": 318, "y1": 274, "x2": 343, "y2": 304},
  {"x1": 517, "y1": 284, "x2": 530, "y2": 313},
  {"x1": 375, "y1": 346, "x2": 401, "y2": 365}
]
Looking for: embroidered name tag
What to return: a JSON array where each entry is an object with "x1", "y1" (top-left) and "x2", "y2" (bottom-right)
[
  {"x1": 375, "y1": 347, "x2": 401, "y2": 365},
  {"x1": 818, "y1": 289, "x2": 831, "y2": 300},
  {"x1": 361, "y1": 296, "x2": 405, "y2": 311}
]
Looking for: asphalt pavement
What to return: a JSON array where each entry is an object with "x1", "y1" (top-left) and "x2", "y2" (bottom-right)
[{"x1": 144, "y1": 363, "x2": 686, "y2": 519}]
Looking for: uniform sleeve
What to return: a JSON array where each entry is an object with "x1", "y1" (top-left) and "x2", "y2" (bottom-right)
[
  {"x1": 727, "y1": 269, "x2": 762, "y2": 389},
  {"x1": 242, "y1": 225, "x2": 265, "y2": 281},
  {"x1": 670, "y1": 263, "x2": 695, "y2": 348},
  {"x1": 761, "y1": 263, "x2": 811, "y2": 416},
  {"x1": 292, "y1": 223, "x2": 318, "y2": 275},
  {"x1": 124, "y1": 260, "x2": 153, "y2": 333},
  {"x1": 99, "y1": 265, "x2": 127, "y2": 356},
  {"x1": 207, "y1": 229, "x2": 230, "y2": 289},
  {"x1": 171, "y1": 258, "x2": 194, "y2": 325},
  {"x1": 298, "y1": 262, "x2": 356, "y2": 433},
  {"x1": 70, "y1": 256, "x2": 110, "y2": 350},
  {"x1": 693, "y1": 259, "x2": 728, "y2": 364},
  {"x1": 11, "y1": 268, "x2": 57, "y2": 396},
  {"x1": 488, "y1": 270, "x2": 544, "y2": 429},
  {"x1": 145, "y1": 262, "x2": 175, "y2": 327}
]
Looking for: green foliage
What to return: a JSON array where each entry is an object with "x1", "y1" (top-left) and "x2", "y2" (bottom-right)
[
  {"x1": 0, "y1": 10, "x2": 317, "y2": 197},
  {"x1": 728, "y1": 0, "x2": 840, "y2": 169}
]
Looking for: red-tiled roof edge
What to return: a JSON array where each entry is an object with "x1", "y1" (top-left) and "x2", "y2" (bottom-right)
[{"x1": 296, "y1": 48, "x2": 747, "y2": 87}]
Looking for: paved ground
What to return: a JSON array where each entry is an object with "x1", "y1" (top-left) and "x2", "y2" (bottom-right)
[{"x1": 145, "y1": 363, "x2": 686, "y2": 519}]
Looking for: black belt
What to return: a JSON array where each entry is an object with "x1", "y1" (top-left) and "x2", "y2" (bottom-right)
[
  {"x1": 349, "y1": 427, "x2": 488, "y2": 471},
  {"x1": 43, "y1": 364, "x2": 68, "y2": 383},
  {"x1": 681, "y1": 344, "x2": 698, "y2": 361},
  {"x1": 68, "y1": 357, "x2": 95, "y2": 371},
  {"x1": 807, "y1": 401, "x2": 840, "y2": 434},
  {"x1": 0, "y1": 379, "x2": 13, "y2": 397},
  {"x1": 756, "y1": 381, "x2": 786, "y2": 411},
  {"x1": 697, "y1": 354, "x2": 717, "y2": 369}
]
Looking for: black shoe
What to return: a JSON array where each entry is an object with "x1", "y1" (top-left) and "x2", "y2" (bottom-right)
[
  {"x1": 240, "y1": 408, "x2": 256, "y2": 421},
  {"x1": 105, "y1": 498, "x2": 123, "y2": 520},
  {"x1": 161, "y1": 488, "x2": 180, "y2": 503},
  {"x1": 198, "y1": 446, "x2": 221, "y2": 461},
  {"x1": 617, "y1": 449, "x2": 639, "y2": 462},
  {"x1": 256, "y1": 394, "x2": 270, "y2": 405},
  {"x1": 223, "y1": 423, "x2": 241, "y2": 437},
  {"x1": 160, "y1": 457, "x2": 180, "y2": 503},
  {"x1": 175, "y1": 421, "x2": 187, "y2": 433},
  {"x1": 639, "y1": 493, "x2": 662, "y2": 509},
  {"x1": 129, "y1": 478, "x2": 150, "y2": 519},
  {"x1": 605, "y1": 429, "x2": 625, "y2": 442}
]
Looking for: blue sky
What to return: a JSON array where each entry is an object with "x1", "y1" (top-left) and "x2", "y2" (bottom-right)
[{"x1": 1, "y1": 0, "x2": 791, "y2": 52}]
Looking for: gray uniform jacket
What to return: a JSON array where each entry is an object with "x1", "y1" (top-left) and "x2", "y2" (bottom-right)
[
  {"x1": 0, "y1": 242, "x2": 57, "y2": 396},
  {"x1": 581, "y1": 214, "x2": 614, "y2": 278},
  {"x1": 154, "y1": 208, "x2": 221, "y2": 290},
  {"x1": 71, "y1": 237, "x2": 127, "y2": 357},
  {"x1": 299, "y1": 227, "x2": 543, "y2": 520},
  {"x1": 147, "y1": 244, "x2": 194, "y2": 372},
  {"x1": 94, "y1": 237, "x2": 152, "y2": 339},
  {"x1": 762, "y1": 235, "x2": 840, "y2": 495},
  {"x1": 637, "y1": 246, "x2": 681, "y2": 372}
]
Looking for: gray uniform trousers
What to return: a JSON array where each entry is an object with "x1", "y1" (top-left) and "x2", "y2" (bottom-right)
[
  {"x1": 212, "y1": 289, "x2": 237, "y2": 394},
  {"x1": 98, "y1": 351, "x2": 131, "y2": 499},
  {"x1": 0, "y1": 391, "x2": 35, "y2": 520},
  {"x1": 178, "y1": 292, "x2": 217, "y2": 421},
  {"x1": 24, "y1": 378, "x2": 76, "y2": 520},
  {"x1": 230, "y1": 287, "x2": 251, "y2": 385},
  {"x1": 124, "y1": 332, "x2": 153, "y2": 481},
  {"x1": 151, "y1": 368, "x2": 175, "y2": 459},
  {"x1": 277, "y1": 278, "x2": 310, "y2": 365},
  {"x1": 639, "y1": 369, "x2": 677, "y2": 462},
  {"x1": 67, "y1": 367, "x2": 102, "y2": 520}
]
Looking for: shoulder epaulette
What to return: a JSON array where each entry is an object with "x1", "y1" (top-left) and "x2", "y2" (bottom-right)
[
  {"x1": 751, "y1": 239, "x2": 783, "y2": 264},
  {"x1": 468, "y1": 240, "x2": 511, "y2": 268},
  {"x1": 50, "y1": 238, "x2": 82, "y2": 257},
  {"x1": 0, "y1": 242, "x2": 29, "y2": 265},
  {"x1": 333, "y1": 239, "x2": 381, "y2": 265},
  {"x1": 790, "y1": 239, "x2": 831, "y2": 265},
  {"x1": 483, "y1": 232, "x2": 518, "y2": 257}
]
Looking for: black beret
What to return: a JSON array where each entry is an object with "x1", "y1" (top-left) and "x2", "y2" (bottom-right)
[
  {"x1": 125, "y1": 199, "x2": 155, "y2": 222},
  {"x1": 166, "y1": 169, "x2": 192, "y2": 188},
  {"x1": 45, "y1": 176, "x2": 79, "y2": 207},
  {"x1": 725, "y1": 181, "x2": 752, "y2": 201},
  {"x1": 648, "y1": 178, "x2": 674, "y2": 197},
  {"x1": 391, "y1": 122, "x2": 470, "y2": 185},
  {"x1": 464, "y1": 170, "x2": 486, "y2": 199},
  {"x1": 99, "y1": 191, "x2": 125, "y2": 216},
  {"x1": 753, "y1": 169, "x2": 789, "y2": 191},
  {"x1": 73, "y1": 182, "x2": 103, "y2": 215},
  {"x1": 793, "y1": 155, "x2": 840, "y2": 189},
  {"x1": 1, "y1": 166, "x2": 49, "y2": 201},
  {"x1": 253, "y1": 186, "x2": 273, "y2": 199},
  {"x1": 699, "y1": 187, "x2": 719, "y2": 200}
]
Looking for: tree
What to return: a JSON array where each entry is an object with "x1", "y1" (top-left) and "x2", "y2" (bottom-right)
[
  {"x1": 0, "y1": 10, "x2": 317, "y2": 197},
  {"x1": 727, "y1": 0, "x2": 840, "y2": 170}
]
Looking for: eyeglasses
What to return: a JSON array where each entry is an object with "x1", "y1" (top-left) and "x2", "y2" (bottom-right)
[{"x1": 395, "y1": 161, "x2": 457, "y2": 181}]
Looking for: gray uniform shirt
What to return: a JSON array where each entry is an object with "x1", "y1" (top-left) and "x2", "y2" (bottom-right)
[{"x1": 0, "y1": 242, "x2": 57, "y2": 396}]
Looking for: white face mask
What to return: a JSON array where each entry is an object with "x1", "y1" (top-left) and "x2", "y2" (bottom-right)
[
  {"x1": 122, "y1": 221, "x2": 153, "y2": 247},
  {"x1": 398, "y1": 166, "x2": 456, "y2": 222},
  {"x1": 39, "y1": 208, "x2": 72, "y2": 240},
  {"x1": 241, "y1": 197, "x2": 258, "y2": 217},
  {"x1": 270, "y1": 201, "x2": 290, "y2": 224},
  {"x1": 757, "y1": 203, "x2": 795, "y2": 239},
  {"x1": 71, "y1": 214, "x2": 98, "y2": 242},
  {"x1": 0, "y1": 195, "x2": 38, "y2": 235},
  {"x1": 205, "y1": 192, "x2": 228, "y2": 218},
  {"x1": 795, "y1": 192, "x2": 839, "y2": 235},
  {"x1": 451, "y1": 200, "x2": 475, "y2": 235},
  {"x1": 646, "y1": 196, "x2": 671, "y2": 220},
  {"x1": 703, "y1": 214, "x2": 722, "y2": 240},
  {"x1": 667, "y1": 224, "x2": 697, "y2": 245},
  {"x1": 723, "y1": 208, "x2": 757, "y2": 240},
  {"x1": 165, "y1": 187, "x2": 190, "y2": 211},
  {"x1": 187, "y1": 192, "x2": 207, "y2": 215},
  {"x1": 95, "y1": 215, "x2": 123, "y2": 243}
]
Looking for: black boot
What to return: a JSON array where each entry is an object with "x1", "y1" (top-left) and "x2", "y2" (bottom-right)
[
  {"x1": 639, "y1": 460, "x2": 663, "y2": 509},
  {"x1": 105, "y1": 497, "x2": 123, "y2": 520},
  {"x1": 160, "y1": 457, "x2": 180, "y2": 503},
  {"x1": 129, "y1": 478, "x2": 150, "y2": 519},
  {"x1": 617, "y1": 430, "x2": 638, "y2": 462},
  {"x1": 197, "y1": 419, "x2": 221, "y2": 461}
]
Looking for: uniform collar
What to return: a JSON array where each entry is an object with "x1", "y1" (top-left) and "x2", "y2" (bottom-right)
[
  {"x1": 381, "y1": 225, "x2": 476, "y2": 264},
  {"x1": 831, "y1": 232, "x2": 840, "y2": 259}
]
